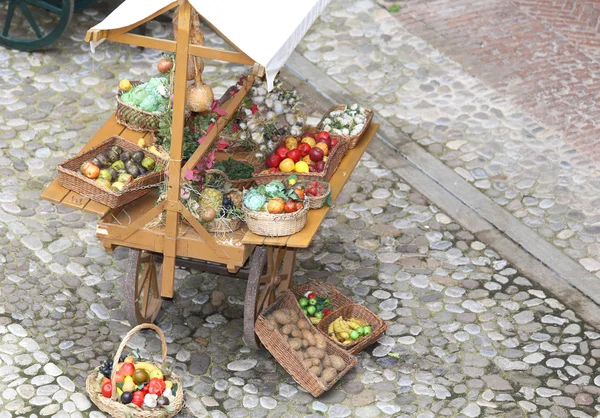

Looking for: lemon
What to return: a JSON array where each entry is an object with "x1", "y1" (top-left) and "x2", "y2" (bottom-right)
[
  {"x1": 119, "y1": 79, "x2": 132, "y2": 91},
  {"x1": 295, "y1": 161, "x2": 309, "y2": 173},
  {"x1": 288, "y1": 178, "x2": 297, "y2": 186}
]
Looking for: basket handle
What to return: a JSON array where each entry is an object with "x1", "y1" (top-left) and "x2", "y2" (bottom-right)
[
  {"x1": 205, "y1": 168, "x2": 230, "y2": 182},
  {"x1": 109, "y1": 323, "x2": 168, "y2": 400}
]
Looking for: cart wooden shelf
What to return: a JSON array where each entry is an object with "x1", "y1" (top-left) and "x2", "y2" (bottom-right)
[{"x1": 40, "y1": 0, "x2": 379, "y2": 349}]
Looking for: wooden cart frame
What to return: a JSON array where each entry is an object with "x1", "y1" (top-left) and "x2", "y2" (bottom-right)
[{"x1": 41, "y1": 0, "x2": 379, "y2": 349}]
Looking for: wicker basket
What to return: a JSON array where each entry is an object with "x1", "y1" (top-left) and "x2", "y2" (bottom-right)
[
  {"x1": 252, "y1": 137, "x2": 349, "y2": 185},
  {"x1": 57, "y1": 136, "x2": 166, "y2": 209},
  {"x1": 85, "y1": 324, "x2": 184, "y2": 418},
  {"x1": 116, "y1": 81, "x2": 164, "y2": 132},
  {"x1": 206, "y1": 217, "x2": 242, "y2": 233},
  {"x1": 116, "y1": 81, "x2": 191, "y2": 132},
  {"x1": 317, "y1": 105, "x2": 373, "y2": 149},
  {"x1": 317, "y1": 304, "x2": 388, "y2": 355},
  {"x1": 205, "y1": 167, "x2": 255, "y2": 191},
  {"x1": 243, "y1": 203, "x2": 308, "y2": 237},
  {"x1": 255, "y1": 291, "x2": 357, "y2": 397},
  {"x1": 302, "y1": 181, "x2": 331, "y2": 209},
  {"x1": 291, "y1": 281, "x2": 353, "y2": 312}
]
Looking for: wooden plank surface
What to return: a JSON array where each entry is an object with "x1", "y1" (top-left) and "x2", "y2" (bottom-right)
[{"x1": 242, "y1": 123, "x2": 379, "y2": 248}]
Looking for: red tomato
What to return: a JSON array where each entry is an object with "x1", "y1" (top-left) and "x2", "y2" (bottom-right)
[
  {"x1": 330, "y1": 138, "x2": 339, "y2": 148},
  {"x1": 101, "y1": 382, "x2": 112, "y2": 398},
  {"x1": 276, "y1": 147, "x2": 289, "y2": 159},
  {"x1": 120, "y1": 362, "x2": 135, "y2": 377},
  {"x1": 315, "y1": 131, "x2": 330, "y2": 142},
  {"x1": 307, "y1": 293, "x2": 316, "y2": 299},
  {"x1": 323, "y1": 309, "x2": 331, "y2": 316},
  {"x1": 297, "y1": 143, "x2": 311, "y2": 157},
  {"x1": 147, "y1": 378, "x2": 166, "y2": 396},
  {"x1": 284, "y1": 201, "x2": 297, "y2": 213},
  {"x1": 132, "y1": 391, "x2": 144, "y2": 407}
]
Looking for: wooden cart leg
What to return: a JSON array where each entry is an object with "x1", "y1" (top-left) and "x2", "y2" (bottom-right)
[
  {"x1": 243, "y1": 246, "x2": 296, "y2": 349},
  {"x1": 125, "y1": 249, "x2": 164, "y2": 326}
]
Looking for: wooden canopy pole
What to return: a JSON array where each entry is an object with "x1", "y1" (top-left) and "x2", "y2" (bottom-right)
[{"x1": 161, "y1": 0, "x2": 192, "y2": 298}]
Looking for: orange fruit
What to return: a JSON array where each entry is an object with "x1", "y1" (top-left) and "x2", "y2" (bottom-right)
[
  {"x1": 300, "y1": 137, "x2": 316, "y2": 147},
  {"x1": 279, "y1": 158, "x2": 295, "y2": 173},
  {"x1": 314, "y1": 142, "x2": 329, "y2": 156}
]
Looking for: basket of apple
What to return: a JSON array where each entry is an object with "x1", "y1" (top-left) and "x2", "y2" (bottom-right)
[
  {"x1": 85, "y1": 324, "x2": 184, "y2": 418},
  {"x1": 253, "y1": 131, "x2": 348, "y2": 185}
]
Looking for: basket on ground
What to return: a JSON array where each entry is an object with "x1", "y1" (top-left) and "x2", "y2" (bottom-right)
[
  {"x1": 85, "y1": 324, "x2": 184, "y2": 418},
  {"x1": 254, "y1": 291, "x2": 357, "y2": 397},
  {"x1": 291, "y1": 280, "x2": 354, "y2": 311},
  {"x1": 57, "y1": 136, "x2": 166, "y2": 209},
  {"x1": 252, "y1": 137, "x2": 349, "y2": 185},
  {"x1": 317, "y1": 303, "x2": 387, "y2": 355},
  {"x1": 317, "y1": 104, "x2": 373, "y2": 149},
  {"x1": 243, "y1": 203, "x2": 309, "y2": 237}
]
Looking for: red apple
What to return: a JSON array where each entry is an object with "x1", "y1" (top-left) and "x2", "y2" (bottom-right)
[
  {"x1": 315, "y1": 161, "x2": 326, "y2": 172},
  {"x1": 309, "y1": 147, "x2": 324, "y2": 162},
  {"x1": 276, "y1": 147, "x2": 289, "y2": 159},
  {"x1": 287, "y1": 149, "x2": 301, "y2": 163},
  {"x1": 330, "y1": 138, "x2": 339, "y2": 148},
  {"x1": 120, "y1": 362, "x2": 135, "y2": 377},
  {"x1": 301, "y1": 132, "x2": 315, "y2": 139},
  {"x1": 315, "y1": 131, "x2": 330, "y2": 142},
  {"x1": 266, "y1": 154, "x2": 282, "y2": 168},
  {"x1": 315, "y1": 137, "x2": 332, "y2": 149},
  {"x1": 298, "y1": 143, "x2": 311, "y2": 157}
]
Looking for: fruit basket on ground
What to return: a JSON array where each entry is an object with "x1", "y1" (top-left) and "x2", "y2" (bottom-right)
[
  {"x1": 242, "y1": 177, "x2": 308, "y2": 236},
  {"x1": 317, "y1": 104, "x2": 373, "y2": 149},
  {"x1": 300, "y1": 180, "x2": 331, "y2": 209},
  {"x1": 253, "y1": 130, "x2": 348, "y2": 185},
  {"x1": 117, "y1": 78, "x2": 190, "y2": 133},
  {"x1": 85, "y1": 324, "x2": 184, "y2": 418},
  {"x1": 57, "y1": 136, "x2": 166, "y2": 208},
  {"x1": 317, "y1": 304, "x2": 388, "y2": 355},
  {"x1": 291, "y1": 280, "x2": 354, "y2": 324},
  {"x1": 254, "y1": 290, "x2": 357, "y2": 397}
]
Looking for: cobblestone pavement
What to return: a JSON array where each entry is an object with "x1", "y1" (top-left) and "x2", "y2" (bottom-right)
[
  {"x1": 3, "y1": 2, "x2": 600, "y2": 418},
  {"x1": 384, "y1": 0, "x2": 600, "y2": 161},
  {"x1": 297, "y1": 0, "x2": 600, "y2": 279}
]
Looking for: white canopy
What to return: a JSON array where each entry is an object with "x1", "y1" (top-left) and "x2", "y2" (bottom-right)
[{"x1": 89, "y1": 0, "x2": 330, "y2": 90}]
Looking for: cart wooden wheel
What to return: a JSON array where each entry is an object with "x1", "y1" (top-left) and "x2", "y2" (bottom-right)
[
  {"x1": 243, "y1": 245, "x2": 296, "y2": 349},
  {"x1": 0, "y1": 0, "x2": 74, "y2": 51},
  {"x1": 125, "y1": 249, "x2": 163, "y2": 326}
]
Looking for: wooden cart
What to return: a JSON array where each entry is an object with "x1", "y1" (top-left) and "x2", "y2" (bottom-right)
[{"x1": 40, "y1": 0, "x2": 378, "y2": 349}]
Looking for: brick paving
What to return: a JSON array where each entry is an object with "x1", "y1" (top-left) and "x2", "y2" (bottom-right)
[{"x1": 385, "y1": 0, "x2": 600, "y2": 161}]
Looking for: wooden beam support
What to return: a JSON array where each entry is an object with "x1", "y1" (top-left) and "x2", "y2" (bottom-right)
[
  {"x1": 178, "y1": 203, "x2": 230, "y2": 259},
  {"x1": 161, "y1": 0, "x2": 192, "y2": 299},
  {"x1": 85, "y1": 1, "x2": 178, "y2": 42},
  {"x1": 108, "y1": 201, "x2": 167, "y2": 241}
]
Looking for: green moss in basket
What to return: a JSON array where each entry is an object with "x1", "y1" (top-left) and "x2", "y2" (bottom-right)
[{"x1": 212, "y1": 158, "x2": 254, "y2": 180}]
